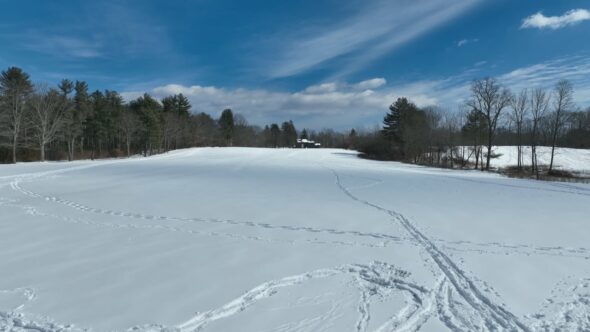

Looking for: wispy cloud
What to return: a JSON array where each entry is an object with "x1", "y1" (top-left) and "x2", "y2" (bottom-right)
[
  {"x1": 260, "y1": 0, "x2": 479, "y2": 79},
  {"x1": 14, "y1": 2, "x2": 172, "y2": 61},
  {"x1": 23, "y1": 35, "x2": 103, "y2": 59},
  {"x1": 521, "y1": 9, "x2": 590, "y2": 30},
  {"x1": 457, "y1": 38, "x2": 478, "y2": 47},
  {"x1": 499, "y1": 55, "x2": 590, "y2": 104}
]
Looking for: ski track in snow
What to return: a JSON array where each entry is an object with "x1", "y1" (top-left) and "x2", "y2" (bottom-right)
[
  {"x1": 2, "y1": 152, "x2": 589, "y2": 331},
  {"x1": 0, "y1": 198, "x2": 402, "y2": 251},
  {"x1": 326, "y1": 166, "x2": 532, "y2": 331},
  {"x1": 176, "y1": 262, "x2": 433, "y2": 332},
  {"x1": 8, "y1": 178, "x2": 409, "y2": 247},
  {"x1": 7, "y1": 175, "x2": 590, "y2": 261}
]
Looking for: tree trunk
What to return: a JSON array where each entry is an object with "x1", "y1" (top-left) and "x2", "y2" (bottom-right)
[
  {"x1": 40, "y1": 143, "x2": 45, "y2": 161},
  {"x1": 486, "y1": 142, "x2": 492, "y2": 170},
  {"x1": 474, "y1": 145, "x2": 479, "y2": 169},
  {"x1": 12, "y1": 137, "x2": 17, "y2": 164},
  {"x1": 549, "y1": 143, "x2": 556, "y2": 172},
  {"x1": 67, "y1": 138, "x2": 73, "y2": 161},
  {"x1": 480, "y1": 148, "x2": 484, "y2": 171},
  {"x1": 549, "y1": 114, "x2": 560, "y2": 172},
  {"x1": 70, "y1": 137, "x2": 75, "y2": 161}
]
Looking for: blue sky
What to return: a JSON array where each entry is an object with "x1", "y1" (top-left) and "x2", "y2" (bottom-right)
[{"x1": 1, "y1": 0, "x2": 590, "y2": 129}]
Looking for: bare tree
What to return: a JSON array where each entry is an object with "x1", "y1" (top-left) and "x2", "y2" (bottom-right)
[
  {"x1": 509, "y1": 89, "x2": 528, "y2": 170},
  {"x1": 57, "y1": 79, "x2": 77, "y2": 161},
  {"x1": 119, "y1": 108, "x2": 140, "y2": 157},
  {"x1": 548, "y1": 79, "x2": 574, "y2": 172},
  {"x1": 28, "y1": 85, "x2": 65, "y2": 161},
  {"x1": 467, "y1": 78, "x2": 512, "y2": 170},
  {"x1": 423, "y1": 106, "x2": 442, "y2": 165},
  {"x1": 161, "y1": 112, "x2": 182, "y2": 152},
  {"x1": 442, "y1": 110, "x2": 461, "y2": 168},
  {"x1": 529, "y1": 88, "x2": 549, "y2": 178},
  {"x1": 0, "y1": 67, "x2": 33, "y2": 163}
]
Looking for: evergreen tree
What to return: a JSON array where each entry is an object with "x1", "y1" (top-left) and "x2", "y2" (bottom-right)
[
  {"x1": 219, "y1": 108, "x2": 234, "y2": 146},
  {"x1": 300, "y1": 129, "x2": 308, "y2": 140},
  {"x1": 73, "y1": 81, "x2": 90, "y2": 156},
  {"x1": 348, "y1": 128, "x2": 357, "y2": 149},
  {"x1": 0, "y1": 67, "x2": 33, "y2": 163},
  {"x1": 130, "y1": 93, "x2": 162, "y2": 156},
  {"x1": 162, "y1": 93, "x2": 191, "y2": 117},
  {"x1": 381, "y1": 97, "x2": 416, "y2": 143},
  {"x1": 58, "y1": 79, "x2": 74, "y2": 96},
  {"x1": 281, "y1": 120, "x2": 297, "y2": 147},
  {"x1": 270, "y1": 123, "x2": 280, "y2": 148}
]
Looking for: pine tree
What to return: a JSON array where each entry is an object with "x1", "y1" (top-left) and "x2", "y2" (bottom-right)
[
  {"x1": 381, "y1": 97, "x2": 415, "y2": 143},
  {"x1": 219, "y1": 108, "x2": 234, "y2": 146},
  {"x1": 73, "y1": 81, "x2": 90, "y2": 156},
  {"x1": 300, "y1": 129, "x2": 308, "y2": 140},
  {"x1": 130, "y1": 93, "x2": 162, "y2": 156},
  {"x1": 0, "y1": 67, "x2": 33, "y2": 163},
  {"x1": 162, "y1": 94, "x2": 191, "y2": 117},
  {"x1": 270, "y1": 123, "x2": 280, "y2": 148},
  {"x1": 281, "y1": 120, "x2": 297, "y2": 147}
]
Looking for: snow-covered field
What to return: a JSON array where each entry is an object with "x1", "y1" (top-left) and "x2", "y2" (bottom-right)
[
  {"x1": 466, "y1": 146, "x2": 590, "y2": 172},
  {"x1": 1, "y1": 148, "x2": 589, "y2": 331}
]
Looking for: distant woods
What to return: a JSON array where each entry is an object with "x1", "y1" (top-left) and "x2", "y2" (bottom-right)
[
  {"x1": 0, "y1": 67, "x2": 334, "y2": 163},
  {"x1": 1, "y1": 67, "x2": 589, "y2": 172},
  {"x1": 356, "y1": 77, "x2": 590, "y2": 177}
]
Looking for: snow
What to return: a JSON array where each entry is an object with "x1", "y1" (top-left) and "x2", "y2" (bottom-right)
[
  {"x1": 1, "y1": 147, "x2": 589, "y2": 331},
  {"x1": 465, "y1": 146, "x2": 590, "y2": 172}
]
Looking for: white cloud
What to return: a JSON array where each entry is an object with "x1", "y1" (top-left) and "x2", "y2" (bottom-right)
[
  {"x1": 122, "y1": 78, "x2": 410, "y2": 129},
  {"x1": 260, "y1": 0, "x2": 479, "y2": 79},
  {"x1": 355, "y1": 78, "x2": 387, "y2": 90},
  {"x1": 521, "y1": 9, "x2": 590, "y2": 30},
  {"x1": 304, "y1": 83, "x2": 338, "y2": 94},
  {"x1": 122, "y1": 55, "x2": 590, "y2": 130}
]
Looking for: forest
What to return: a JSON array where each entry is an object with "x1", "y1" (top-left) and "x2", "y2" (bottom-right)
[{"x1": 0, "y1": 67, "x2": 306, "y2": 163}]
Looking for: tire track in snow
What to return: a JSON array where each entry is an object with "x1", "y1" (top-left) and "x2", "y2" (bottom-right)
[{"x1": 328, "y1": 167, "x2": 532, "y2": 331}]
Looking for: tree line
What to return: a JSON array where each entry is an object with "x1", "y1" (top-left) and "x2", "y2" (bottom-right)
[
  {"x1": 0, "y1": 67, "x2": 311, "y2": 163},
  {"x1": 354, "y1": 77, "x2": 590, "y2": 177},
  {"x1": 2, "y1": 67, "x2": 587, "y2": 172}
]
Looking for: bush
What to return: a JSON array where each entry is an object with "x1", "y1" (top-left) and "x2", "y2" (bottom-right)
[{"x1": 357, "y1": 136, "x2": 400, "y2": 161}]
